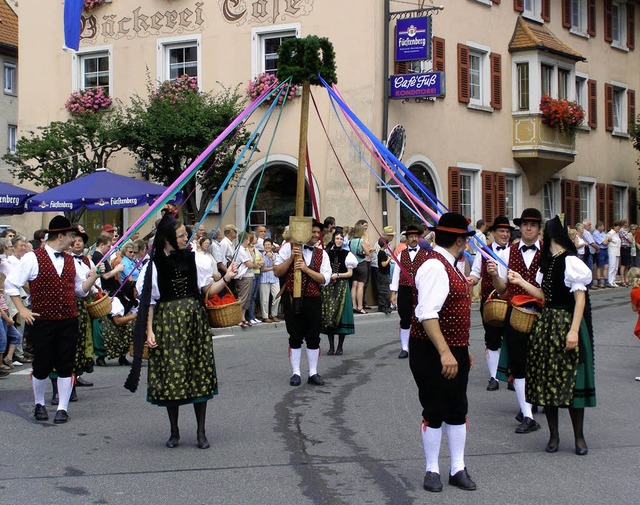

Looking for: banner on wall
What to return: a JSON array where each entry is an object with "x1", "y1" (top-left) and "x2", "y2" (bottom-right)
[{"x1": 395, "y1": 17, "x2": 430, "y2": 62}]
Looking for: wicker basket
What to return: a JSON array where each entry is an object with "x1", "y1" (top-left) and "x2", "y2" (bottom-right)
[
  {"x1": 482, "y1": 290, "x2": 508, "y2": 327},
  {"x1": 129, "y1": 342, "x2": 149, "y2": 360},
  {"x1": 86, "y1": 293, "x2": 112, "y2": 319},
  {"x1": 509, "y1": 306, "x2": 539, "y2": 334},
  {"x1": 205, "y1": 284, "x2": 243, "y2": 328}
]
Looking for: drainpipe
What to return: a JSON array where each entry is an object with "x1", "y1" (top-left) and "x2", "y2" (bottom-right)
[{"x1": 381, "y1": 1, "x2": 390, "y2": 228}]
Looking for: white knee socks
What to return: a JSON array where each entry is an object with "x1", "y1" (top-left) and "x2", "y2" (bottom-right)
[
  {"x1": 289, "y1": 348, "x2": 301, "y2": 376},
  {"x1": 514, "y1": 378, "x2": 533, "y2": 419},
  {"x1": 306, "y1": 348, "x2": 320, "y2": 377},
  {"x1": 32, "y1": 377, "x2": 47, "y2": 406},
  {"x1": 487, "y1": 349, "x2": 500, "y2": 380},
  {"x1": 421, "y1": 424, "x2": 442, "y2": 474},
  {"x1": 57, "y1": 377, "x2": 73, "y2": 411},
  {"x1": 400, "y1": 328, "x2": 410, "y2": 352},
  {"x1": 444, "y1": 422, "x2": 467, "y2": 475}
]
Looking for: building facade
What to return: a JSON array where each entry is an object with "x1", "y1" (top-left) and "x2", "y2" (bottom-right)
[{"x1": 14, "y1": 0, "x2": 640, "y2": 236}]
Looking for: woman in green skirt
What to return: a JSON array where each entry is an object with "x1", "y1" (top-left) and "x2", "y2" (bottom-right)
[
  {"x1": 139, "y1": 214, "x2": 237, "y2": 449},
  {"x1": 321, "y1": 229, "x2": 357, "y2": 355},
  {"x1": 508, "y1": 215, "x2": 595, "y2": 456}
]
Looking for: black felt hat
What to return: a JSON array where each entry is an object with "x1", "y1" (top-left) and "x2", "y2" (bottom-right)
[
  {"x1": 513, "y1": 208, "x2": 542, "y2": 226},
  {"x1": 47, "y1": 216, "x2": 81, "y2": 236},
  {"x1": 428, "y1": 213, "x2": 475, "y2": 236},
  {"x1": 488, "y1": 216, "x2": 515, "y2": 232},
  {"x1": 403, "y1": 224, "x2": 423, "y2": 236}
]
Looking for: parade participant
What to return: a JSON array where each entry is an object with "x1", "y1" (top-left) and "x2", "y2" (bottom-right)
[
  {"x1": 321, "y1": 229, "x2": 357, "y2": 356},
  {"x1": 91, "y1": 234, "x2": 122, "y2": 294},
  {"x1": 6, "y1": 216, "x2": 102, "y2": 424},
  {"x1": 468, "y1": 216, "x2": 513, "y2": 391},
  {"x1": 390, "y1": 224, "x2": 430, "y2": 359},
  {"x1": 410, "y1": 212, "x2": 476, "y2": 492},
  {"x1": 508, "y1": 215, "x2": 595, "y2": 455},
  {"x1": 487, "y1": 208, "x2": 542, "y2": 433},
  {"x1": 274, "y1": 219, "x2": 331, "y2": 386},
  {"x1": 101, "y1": 280, "x2": 137, "y2": 366},
  {"x1": 128, "y1": 213, "x2": 237, "y2": 449}
]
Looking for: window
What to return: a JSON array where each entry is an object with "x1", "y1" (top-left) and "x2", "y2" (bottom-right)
[
  {"x1": 575, "y1": 74, "x2": 590, "y2": 127},
  {"x1": 4, "y1": 63, "x2": 16, "y2": 94},
  {"x1": 571, "y1": 0, "x2": 587, "y2": 33},
  {"x1": 541, "y1": 64, "x2": 553, "y2": 97},
  {"x1": 158, "y1": 36, "x2": 201, "y2": 87},
  {"x1": 579, "y1": 182, "x2": 591, "y2": 222},
  {"x1": 613, "y1": 88, "x2": 623, "y2": 131},
  {"x1": 517, "y1": 63, "x2": 529, "y2": 110},
  {"x1": 251, "y1": 24, "x2": 300, "y2": 77},
  {"x1": 8, "y1": 125, "x2": 17, "y2": 154},
  {"x1": 458, "y1": 42, "x2": 500, "y2": 109},
  {"x1": 558, "y1": 68, "x2": 570, "y2": 99},
  {"x1": 80, "y1": 53, "x2": 109, "y2": 93},
  {"x1": 522, "y1": 0, "x2": 542, "y2": 22},
  {"x1": 605, "y1": 82, "x2": 629, "y2": 134},
  {"x1": 607, "y1": 0, "x2": 628, "y2": 49},
  {"x1": 469, "y1": 52, "x2": 482, "y2": 103},
  {"x1": 459, "y1": 172, "x2": 474, "y2": 219},
  {"x1": 614, "y1": 186, "x2": 626, "y2": 221},
  {"x1": 505, "y1": 176, "x2": 518, "y2": 222},
  {"x1": 543, "y1": 180, "x2": 560, "y2": 220},
  {"x1": 449, "y1": 167, "x2": 479, "y2": 221}
]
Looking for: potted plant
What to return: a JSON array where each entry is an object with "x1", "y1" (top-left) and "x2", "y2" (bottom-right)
[
  {"x1": 539, "y1": 95, "x2": 585, "y2": 136},
  {"x1": 65, "y1": 87, "x2": 112, "y2": 116},
  {"x1": 84, "y1": 0, "x2": 106, "y2": 11},
  {"x1": 246, "y1": 72, "x2": 298, "y2": 105}
]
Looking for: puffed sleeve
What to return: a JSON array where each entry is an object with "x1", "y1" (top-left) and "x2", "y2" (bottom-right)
[
  {"x1": 564, "y1": 255, "x2": 592, "y2": 292},
  {"x1": 536, "y1": 269, "x2": 543, "y2": 286},
  {"x1": 344, "y1": 252, "x2": 358, "y2": 269},
  {"x1": 110, "y1": 296, "x2": 125, "y2": 317}
]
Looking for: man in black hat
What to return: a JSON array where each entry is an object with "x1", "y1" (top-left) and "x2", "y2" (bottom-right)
[
  {"x1": 410, "y1": 212, "x2": 476, "y2": 492},
  {"x1": 274, "y1": 219, "x2": 332, "y2": 386},
  {"x1": 487, "y1": 208, "x2": 542, "y2": 434},
  {"x1": 467, "y1": 216, "x2": 513, "y2": 391},
  {"x1": 390, "y1": 224, "x2": 430, "y2": 359},
  {"x1": 6, "y1": 216, "x2": 103, "y2": 424}
]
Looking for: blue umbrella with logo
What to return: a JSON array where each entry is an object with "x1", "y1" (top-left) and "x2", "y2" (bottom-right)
[
  {"x1": 25, "y1": 168, "x2": 181, "y2": 212},
  {"x1": 0, "y1": 181, "x2": 39, "y2": 215}
]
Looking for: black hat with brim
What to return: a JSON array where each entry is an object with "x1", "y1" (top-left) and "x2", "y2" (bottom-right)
[
  {"x1": 428, "y1": 212, "x2": 476, "y2": 236},
  {"x1": 513, "y1": 208, "x2": 542, "y2": 226},
  {"x1": 47, "y1": 216, "x2": 81, "y2": 237},
  {"x1": 489, "y1": 216, "x2": 515, "y2": 232},
  {"x1": 404, "y1": 224, "x2": 422, "y2": 236}
]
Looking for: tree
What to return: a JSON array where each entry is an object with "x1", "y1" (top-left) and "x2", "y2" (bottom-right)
[
  {"x1": 2, "y1": 106, "x2": 126, "y2": 222},
  {"x1": 118, "y1": 76, "x2": 250, "y2": 224}
]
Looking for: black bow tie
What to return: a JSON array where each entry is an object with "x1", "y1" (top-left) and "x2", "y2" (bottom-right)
[
  {"x1": 304, "y1": 245, "x2": 315, "y2": 250},
  {"x1": 521, "y1": 245, "x2": 537, "y2": 252},
  {"x1": 54, "y1": 252, "x2": 65, "y2": 258},
  {"x1": 73, "y1": 254, "x2": 84, "y2": 260},
  {"x1": 495, "y1": 245, "x2": 507, "y2": 251},
  {"x1": 408, "y1": 247, "x2": 418, "y2": 252}
]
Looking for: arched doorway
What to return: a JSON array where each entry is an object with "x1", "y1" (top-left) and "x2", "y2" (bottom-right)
[
  {"x1": 399, "y1": 162, "x2": 439, "y2": 230},
  {"x1": 244, "y1": 162, "x2": 311, "y2": 241}
]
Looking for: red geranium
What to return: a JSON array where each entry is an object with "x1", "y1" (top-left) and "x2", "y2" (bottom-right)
[{"x1": 540, "y1": 95, "x2": 585, "y2": 135}]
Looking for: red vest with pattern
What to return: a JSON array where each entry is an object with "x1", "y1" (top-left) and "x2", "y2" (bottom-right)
[
  {"x1": 399, "y1": 247, "x2": 428, "y2": 287},
  {"x1": 480, "y1": 244, "x2": 505, "y2": 301},
  {"x1": 285, "y1": 247, "x2": 323, "y2": 297},
  {"x1": 30, "y1": 248, "x2": 78, "y2": 320},
  {"x1": 411, "y1": 250, "x2": 471, "y2": 347},
  {"x1": 506, "y1": 243, "x2": 540, "y2": 301}
]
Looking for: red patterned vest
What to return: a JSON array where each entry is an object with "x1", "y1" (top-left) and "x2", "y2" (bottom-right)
[
  {"x1": 30, "y1": 248, "x2": 78, "y2": 320},
  {"x1": 506, "y1": 242, "x2": 540, "y2": 301},
  {"x1": 285, "y1": 247, "x2": 323, "y2": 297},
  {"x1": 399, "y1": 247, "x2": 428, "y2": 287},
  {"x1": 480, "y1": 244, "x2": 504, "y2": 301},
  {"x1": 411, "y1": 250, "x2": 471, "y2": 347}
]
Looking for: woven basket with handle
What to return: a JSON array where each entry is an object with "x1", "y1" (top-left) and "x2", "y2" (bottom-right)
[
  {"x1": 482, "y1": 290, "x2": 507, "y2": 327},
  {"x1": 204, "y1": 284, "x2": 243, "y2": 328}
]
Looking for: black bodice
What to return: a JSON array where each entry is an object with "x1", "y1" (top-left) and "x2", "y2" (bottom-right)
[
  {"x1": 154, "y1": 250, "x2": 200, "y2": 302},
  {"x1": 327, "y1": 248, "x2": 349, "y2": 274},
  {"x1": 542, "y1": 252, "x2": 575, "y2": 309}
]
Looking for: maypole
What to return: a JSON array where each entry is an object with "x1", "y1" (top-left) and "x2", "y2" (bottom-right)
[{"x1": 277, "y1": 36, "x2": 338, "y2": 307}]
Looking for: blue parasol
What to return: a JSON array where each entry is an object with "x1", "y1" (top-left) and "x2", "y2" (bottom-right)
[{"x1": 0, "y1": 181, "x2": 39, "y2": 215}]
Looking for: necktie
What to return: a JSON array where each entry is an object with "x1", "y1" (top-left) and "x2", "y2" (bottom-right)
[
  {"x1": 521, "y1": 245, "x2": 537, "y2": 252},
  {"x1": 408, "y1": 247, "x2": 417, "y2": 252},
  {"x1": 496, "y1": 245, "x2": 507, "y2": 251},
  {"x1": 54, "y1": 252, "x2": 65, "y2": 258}
]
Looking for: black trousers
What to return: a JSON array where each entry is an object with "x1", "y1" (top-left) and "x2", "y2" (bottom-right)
[
  {"x1": 281, "y1": 292, "x2": 321, "y2": 350},
  {"x1": 480, "y1": 301, "x2": 504, "y2": 351},
  {"x1": 397, "y1": 285, "x2": 414, "y2": 330},
  {"x1": 409, "y1": 338, "x2": 470, "y2": 428},
  {"x1": 31, "y1": 318, "x2": 79, "y2": 380},
  {"x1": 504, "y1": 306, "x2": 528, "y2": 379}
]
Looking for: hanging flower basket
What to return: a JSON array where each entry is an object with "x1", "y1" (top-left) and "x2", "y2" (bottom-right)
[
  {"x1": 246, "y1": 72, "x2": 298, "y2": 105},
  {"x1": 151, "y1": 75, "x2": 199, "y2": 106},
  {"x1": 65, "y1": 87, "x2": 112, "y2": 116},
  {"x1": 539, "y1": 95, "x2": 585, "y2": 136},
  {"x1": 84, "y1": 0, "x2": 106, "y2": 11}
]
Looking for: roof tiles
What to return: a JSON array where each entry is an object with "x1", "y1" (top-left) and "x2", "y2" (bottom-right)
[{"x1": 509, "y1": 16, "x2": 585, "y2": 61}]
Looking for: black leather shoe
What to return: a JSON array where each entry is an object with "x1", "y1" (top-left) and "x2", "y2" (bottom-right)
[
  {"x1": 545, "y1": 438, "x2": 559, "y2": 453},
  {"x1": 448, "y1": 468, "x2": 477, "y2": 490},
  {"x1": 51, "y1": 393, "x2": 59, "y2": 406},
  {"x1": 118, "y1": 355, "x2": 131, "y2": 366},
  {"x1": 327, "y1": 349, "x2": 335, "y2": 356},
  {"x1": 423, "y1": 471, "x2": 443, "y2": 492},
  {"x1": 197, "y1": 435, "x2": 210, "y2": 449},
  {"x1": 398, "y1": 350, "x2": 409, "y2": 359},
  {"x1": 166, "y1": 434, "x2": 180, "y2": 448},
  {"x1": 335, "y1": 349, "x2": 343, "y2": 356},
  {"x1": 33, "y1": 403, "x2": 48, "y2": 421},
  {"x1": 96, "y1": 357, "x2": 107, "y2": 367},
  {"x1": 53, "y1": 409, "x2": 69, "y2": 424},
  {"x1": 289, "y1": 374, "x2": 301, "y2": 387},
  {"x1": 307, "y1": 374, "x2": 325, "y2": 386},
  {"x1": 507, "y1": 380, "x2": 515, "y2": 391},
  {"x1": 575, "y1": 440, "x2": 588, "y2": 455},
  {"x1": 487, "y1": 378, "x2": 499, "y2": 391},
  {"x1": 515, "y1": 410, "x2": 524, "y2": 423},
  {"x1": 75, "y1": 377, "x2": 93, "y2": 387},
  {"x1": 70, "y1": 387, "x2": 78, "y2": 402},
  {"x1": 515, "y1": 417, "x2": 540, "y2": 434}
]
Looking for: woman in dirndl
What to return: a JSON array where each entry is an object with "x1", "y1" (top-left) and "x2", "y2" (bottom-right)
[
  {"x1": 321, "y1": 229, "x2": 357, "y2": 355},
  {"x1": 508, "y1": 215, "x2": 596, "y2": 456},
  {"x1": 101, "y1": 280, "x2": 138, "y2": 365},
  {"x1": 133, "y1": 213, "x2": 237, "y2": 449}
]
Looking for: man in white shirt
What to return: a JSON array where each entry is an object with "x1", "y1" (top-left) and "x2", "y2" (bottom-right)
[{"x1": 220, "y1": 224, "x2": 238, "y2": 267}]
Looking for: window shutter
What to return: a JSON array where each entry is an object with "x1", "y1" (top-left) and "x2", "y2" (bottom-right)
[
  {"x1": 573, "y1": 182, "x2": 581, "y2": 226},
  {"x1": 457, "y1": 44, "x2": 470, "y2": 104},
  {"x1": 629, "y1": 187, "x2": 638, "y2": 225},
  {"x1": 628, "y1": 3, "x2": 635, "y2": 50},
  {"x1": 628, "y1": 89, "x2": 636, "y2": 133},
  {"x1": 432, "y1": 37, "x2": 445, "y2": 72},
  {"x1": 587, "y1": 0, "x2": 596, "y2": 36},
  {"x1": 514, "y1": 0, "x2": 524, "y2": 13},
  {"x1": 588, "y1": 79, "x2": 597, "y2": 128},
  {"x1": 490, "y1": 53, "x2": 502, "y2": 109},
  {"x1": 491, "y1": 0, "x2": 501, "y2": 4},
  {"x1": 495, "y1": 173, "x2": 506, "y2": 217},
  {"x1": 562, "y1": 180, "x2": 581, "y2": 227},
  {"x1": 596, "y1": 183, "x2": 606, "y2": 224},
  {"x1": 448, "y1": 167, "x2": 461, "y2": 214},
  {"x1": 562, "y1": 0, "x2": 571, "y2": 28},
  {"x1": 482, "y1": 172, "x2": 496, "y2": 224},
  {"x1": 395, "y1": 61, "x2": 409, "y2": 74},
  {"x1": 604, "y1": 0, "x2": 613, "y2": 42},
  {"x1": 542, "y1": 0, "x2": 551, "y2": 22},
  {"x1": 606, "y1": 184, "x2": 614, "y2": 228},
  {"x1": 605, "y1": 83, "x2": 614, "y2": 132}
]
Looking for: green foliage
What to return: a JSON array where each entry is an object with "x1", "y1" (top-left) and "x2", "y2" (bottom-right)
[
  {"x1": 277, "y1": 35, "x2": 337, "y2": 86},
  {"x1": 117, "y1": 77, "x2": 249, "y2": 224}
]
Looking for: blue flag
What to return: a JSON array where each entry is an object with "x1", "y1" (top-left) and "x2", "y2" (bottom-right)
[{"x1": 63, "y1": 0, "x2": 84, "y2": 51}]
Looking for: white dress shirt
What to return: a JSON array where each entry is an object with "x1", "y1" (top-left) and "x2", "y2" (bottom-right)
[
  {"x1": 390, "y1": 246, "x2": 421, "y2": 292},
  {"x1": 274, "y1": 242, "x2": 331, "y2": 286}
]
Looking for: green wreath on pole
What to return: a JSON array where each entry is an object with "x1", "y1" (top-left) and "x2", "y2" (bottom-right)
[{"x1": 277, "y1": 35, "x2": 338, "y2": 86}]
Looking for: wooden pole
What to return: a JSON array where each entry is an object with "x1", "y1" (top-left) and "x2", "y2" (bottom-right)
[{"x1": 293, "y1": 80, "x2": 311, "y2": 300}]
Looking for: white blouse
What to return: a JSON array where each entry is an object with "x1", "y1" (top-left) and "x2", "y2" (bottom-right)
[{"x1": 535, "y1": 255, "x2": 592, "y2": 293}]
